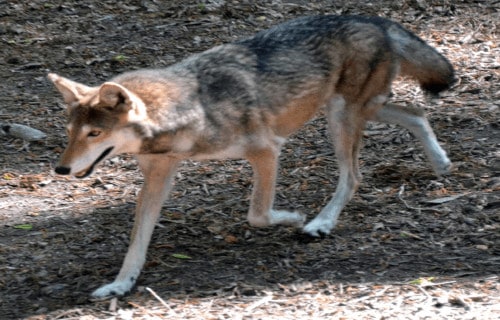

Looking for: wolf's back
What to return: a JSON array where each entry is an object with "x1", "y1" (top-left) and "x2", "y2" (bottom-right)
[
  {"x1": 382, "y1": 19, "x2": 455, "y2": 94},
  {"x1": 241, "y1": 15, "x2": 455, "y2": 95}
]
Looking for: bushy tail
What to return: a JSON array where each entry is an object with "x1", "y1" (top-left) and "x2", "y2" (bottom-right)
[{"x1": 385, "y1": 21, "x2": 455, "y2": 95}]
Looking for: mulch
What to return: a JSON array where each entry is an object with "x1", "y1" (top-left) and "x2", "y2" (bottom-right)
[{"x1": 0, "y1": 1, "x2": 498, "y2": 319}]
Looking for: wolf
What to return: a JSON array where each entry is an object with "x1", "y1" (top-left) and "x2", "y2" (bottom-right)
[{"x1": 48, "y1": 15, "x2": 454, "y2": 298}]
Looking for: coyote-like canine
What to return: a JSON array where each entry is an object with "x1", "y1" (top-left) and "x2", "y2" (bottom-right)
[{"x1": 49, "y1": 15, "x2": 454, "y2": 298}]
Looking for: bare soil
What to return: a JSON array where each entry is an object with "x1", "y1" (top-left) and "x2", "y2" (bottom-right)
[{"x1": 0, "y1": 1, "x2": 498, "y2": 319}]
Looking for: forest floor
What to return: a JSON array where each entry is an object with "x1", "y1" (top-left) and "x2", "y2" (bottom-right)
[{"x1": 0, "y1": 1, "x2": 498, "y2": 319}]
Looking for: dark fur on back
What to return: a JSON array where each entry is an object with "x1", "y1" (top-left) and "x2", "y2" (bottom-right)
[{"x1": 237, "y1": 15, "x2": 454, "y2": 95}]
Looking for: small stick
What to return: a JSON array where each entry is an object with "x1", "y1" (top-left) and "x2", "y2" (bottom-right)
[{"x1": 146, "y1": 287, "x2": 176, "y2": 315}]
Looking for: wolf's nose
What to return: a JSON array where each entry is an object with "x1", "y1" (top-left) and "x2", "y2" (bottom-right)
[{"x1": 55, "y1": 166, "x2": 71, "y2": 175}]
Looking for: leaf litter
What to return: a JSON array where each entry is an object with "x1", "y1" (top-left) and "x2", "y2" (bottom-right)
[{"x1": 0, "y1": 0, "x2": 498, "y2": 319}]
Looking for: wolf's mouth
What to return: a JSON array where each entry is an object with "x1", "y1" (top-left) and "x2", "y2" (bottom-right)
[{"x1": 75, "y1": 147, "x2": 114, "y2": 179}]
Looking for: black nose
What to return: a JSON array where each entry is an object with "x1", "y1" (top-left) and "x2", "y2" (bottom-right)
[{"x1": 55, "y1": 166, "x2": 71, "y2": 175}]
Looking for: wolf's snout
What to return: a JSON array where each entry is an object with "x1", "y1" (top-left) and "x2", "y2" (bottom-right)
[{"x1": 55, "y1": 166, "x2": 71, "y2": 175}]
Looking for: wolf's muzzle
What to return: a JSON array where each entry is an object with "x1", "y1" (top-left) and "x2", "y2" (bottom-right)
[{"x1": 55, "y1": 146, "x2": 114, "y2": 178}]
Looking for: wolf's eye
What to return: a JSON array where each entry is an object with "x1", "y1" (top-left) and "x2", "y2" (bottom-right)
[{"x1": 88, "y1": 130, "x2": 101, "y2": 137}]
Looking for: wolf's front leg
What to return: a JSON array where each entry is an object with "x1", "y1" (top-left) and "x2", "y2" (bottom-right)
[
  {"x1": 246, "y1": 146, "x2": 305, "y2": 228},
  {"x1": 91, "y1": 155, "x2": 180, "y2": 299}
]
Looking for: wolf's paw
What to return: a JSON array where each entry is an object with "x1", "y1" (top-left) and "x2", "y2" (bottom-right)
[
  {"x1": 303, "y1": 217, "x2": 335, "y2": 237},
  {"x1": 248, "y1": 210, "x2": 305, "y2": 228},
  {"x1": 433, "y1": 159, "x2": 453, "y2": 176},
  {"x1": 428, "y1": 147, "x2": 452, "y2": 176},
  {"x1": 91, "y1": 281, "x2": 133, "y2": 300},
  {"x1": 270, "y1": 210, "x2": 306, "y2": 227}
]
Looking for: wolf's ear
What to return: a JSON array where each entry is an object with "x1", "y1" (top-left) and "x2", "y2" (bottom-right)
[
  {"x1": 48, "y1": 73, "x2": 94, "y2": 106},
  {"x1": 98, "y1": 82, "x2": 137, "y2": 112}
]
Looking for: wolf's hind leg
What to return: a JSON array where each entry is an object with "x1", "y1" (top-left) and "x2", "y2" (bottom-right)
[
  {"x1": 303, "y1": 97, "x2": 364, "y2": 237},
  {"x1": 246, "y1": 145, "x2": 305, "y2": 228},
  {"x1": 372, "y1": 103, "x2": 452, "y2": 176}
]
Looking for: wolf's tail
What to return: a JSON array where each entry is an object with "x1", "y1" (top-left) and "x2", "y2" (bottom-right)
[{"x1": 386, "y1": 22, "x2": 455, "y2": 95}]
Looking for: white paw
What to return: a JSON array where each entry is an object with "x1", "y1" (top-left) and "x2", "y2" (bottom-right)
[
  {"x1": 303, "y1": 217, "x2": 336, "y2": 237},
  {"x1": 427, "y1": 145, "x2": 452, "y2": 176},
  {"x1": 270, "y1": 210, "x2": 306, "y2": 227},
  {"x1": 433, "y1": 158, "x2": 452, "y2": 176},
  {"x1": 91, "y1": 280, "x2": 134, "y2": 299}
]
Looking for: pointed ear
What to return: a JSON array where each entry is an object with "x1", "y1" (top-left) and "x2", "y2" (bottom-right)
[
  {"x1": 98, "y1": 82, "x2": 136, "y2": 112},
  {"x1": 48, "y1": 73, "x2": 95, "y2": 106}
]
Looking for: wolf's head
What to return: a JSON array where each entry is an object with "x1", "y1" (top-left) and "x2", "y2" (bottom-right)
[{"x1": 48, "y1": 73, "x2": 146, "y2": 178}]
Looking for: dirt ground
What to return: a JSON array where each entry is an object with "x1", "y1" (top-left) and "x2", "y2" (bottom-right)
[{"x1": 0, "y1": 0, "x2": 498, "y2": 319}]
